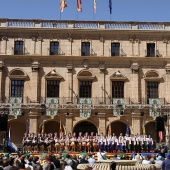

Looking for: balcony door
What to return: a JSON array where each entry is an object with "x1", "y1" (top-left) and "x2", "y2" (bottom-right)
[
  {"x1": 112, "y1": 81, "x2": 124, "y2": 98},
  {"x1": 79, "y1": 81, "x2": 92, "y2": 98},
  {"x1": 147, "y1": 82, "x2": 158, "y2": 103}
]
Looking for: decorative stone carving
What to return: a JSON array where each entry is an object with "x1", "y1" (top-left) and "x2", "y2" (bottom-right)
[
  {"x1": 165, "y1": 64, "x2": 170, "y2": 74},
  {"x1": 66, "y1": 64, "x2": 73, "y2": 71},
  {"x1": 83, "y1": 60, "x2": 89, "y2": 69},
  {"x1": 32, "y1": 61, "x2": 39, "y2": 72},
  {"x1": 131, "y1": 63, "x2": 139, "y2": 73}
]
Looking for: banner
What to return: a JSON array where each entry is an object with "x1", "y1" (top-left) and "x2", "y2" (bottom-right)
[
  {"x1": 149, "y1": 98, "x2": 161, "y2": 117},
  {"x1": 9, "y1": 97, "x2": 22, "y2": 115},
  {"x1": 46, "y1": 98, "x2": 59, "y2": 116},
  {"x1": 26, "y1": 120, "x2": 29, "y2": 133},
  {"x1": 42, "y1": 121, "x2": 45, "y2": 134},
  {"x1": 113, "y1": 98, "x2": 125, "y2": 116},
  {"x1": 108, "y1": 122, "x2": 111, "y2": 135},
  {"x1": 80, "y1": 98, "x2": 92, "y2": 118},
  {"x1": 142, "y1": 119, "x2": 146, "y2": 135},
  {"x1": 158, "y1": 131, "x2": 163, "y2": 142}
]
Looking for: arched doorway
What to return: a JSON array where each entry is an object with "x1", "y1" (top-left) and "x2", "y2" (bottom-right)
[
  {"x1": 109, "y1": 121, "x2": 129, "y2": 137},
  {"x1": 9, "y1": 120, "x2": 25, "y2": 145},
  {"x1": 145, "y1": 121, "x2": 165, "y2": 142},
  {"x1": 40, "y1": 121, "x2": 64, "y2": 134},
  {"x1": 73, "y1": 121, "x2": 97, "y2": 136}
]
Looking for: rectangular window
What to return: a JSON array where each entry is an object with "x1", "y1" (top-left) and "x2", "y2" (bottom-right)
[
  {"x1": 147, "y1": 82, "x2": 158, "y2": 103},
  {"x1": 112, "y1": 81, "x2": 124, "y2": 98},
  {"x1": 79, "y1": 81, "x2": 92, "y2": 98},
  {"x1": 14, "y1": 41, "x2": 24, "y2": 55},
  {"x1": 147, "y1": 43, "x2": 155, "y2": 57},
  {"x1": 81, "y1": 42, "x2": 90, "y2": 56},
  {"x1": 47, "y1": 80, "x2": 59, "y2": 97},
  {"x1": 11, "y1": 80, "x2": 24, "y2": 97},
  {"x1": 111, "y1": 43, "x2": 120, "y2": 56},
  {"x1": 50, "y1": 42, "x2": 59, "y2": 55}
]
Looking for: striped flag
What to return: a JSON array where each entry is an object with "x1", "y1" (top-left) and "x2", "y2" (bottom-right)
[
  {"x1": 158, "y1": 131, "x2": 163, "y2": 142},
  {"x1": 94, "y1": 0, "x2": 96, "y2": 13},
  {"x1": 142, "y1": 119, "x2": 146, "y2": 135},
  {"x1": 60, "y1": 0, "x2": 67, "y2": 12},
  {"x1": 59, "y1": 120, "x2": 62, "y2": 138},
  {"x1": 41, "y1": 121, "x2": 45, "y2": 134},
  {"x1": 77, "y1": 0, "x2": 82, "y2": 12},
  {"x1": 108, "y1": 122, "x2": 111, "y2": 135},
  {"x1": 109, "y1": 0, "x2": 112, "y2": 14}
]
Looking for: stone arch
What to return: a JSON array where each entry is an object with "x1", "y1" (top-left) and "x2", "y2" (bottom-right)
[
  {"x1": 108, "y1": 120, "x2": 131, "y2": 137},
  {"x1": 73, "y1": 120, "x2": 98, "y2": 136},
  {"x1": 8, "y1": 119, "x2": 26, "y2": 145},
  {"x1": 39, "y1": 120, "x2": 65, "y2": 135}
]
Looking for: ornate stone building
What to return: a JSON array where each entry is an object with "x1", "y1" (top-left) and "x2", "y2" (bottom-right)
[{"x1": 0, "y1": 18, "x2": 170, "y2": 145}]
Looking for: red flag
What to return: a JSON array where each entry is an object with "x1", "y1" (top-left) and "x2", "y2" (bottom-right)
[
  {"x1": 94, "y1": 0, "x2": 96, "y2": 13},
  {"x1": 77, "y1": 0, "x2": 82, "y2": 12},
  {"x1": 158, "y1": 131, "x2": 163, "y2": 142},
  {"x1": 108, "y1": 123, "x2": 111, "y2": 135},
  {"x1": 60, "y1": 0, "x2": 67, "y2": 12}
]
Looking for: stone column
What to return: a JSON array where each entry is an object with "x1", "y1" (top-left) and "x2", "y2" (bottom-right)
[
  {"x1": 0, "y1": 61, "x2": 4, "y2": 102},
  {"x1": 98, "y1": 113, "x2": 106, "y2": 135},
  {"x1": 131, "y1": 63, "x2": 140, "y2": 104},
  {"x1": 165, "y1": 64, "x2": 170, "y2": 103},
  {"x1": 66, "y1": 64, "x2": 73, "y2": 101},
  {"x1": 31, "y1": 61, "x2": 39, "y2": 103},
  {"x1": 65, "y1": 113, "x2": 73, "y2": 135},
  {"x1": 28, "y1": 112, "x2": 40, "y2": 133},
  {"x1": 132, "y1": 112, "x2": 141, "y2": 135}
]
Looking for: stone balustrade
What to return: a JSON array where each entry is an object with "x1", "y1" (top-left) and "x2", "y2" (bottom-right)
[{"x1": 0, "y1": 18, "x2": 169, "y2": 30}]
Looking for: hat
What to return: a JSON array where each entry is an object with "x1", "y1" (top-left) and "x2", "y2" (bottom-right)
[{"x1": 157, "y1": 156, "x2": 162, "y2": 160}]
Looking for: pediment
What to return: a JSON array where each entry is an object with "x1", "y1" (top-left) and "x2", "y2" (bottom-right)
[
  {"x1": 144, "y1": 70, "x2": 163, "y2": 81},
  {"x1": 110, "y1": 70, "x2": 128, "y2": 81},
  {"x1": 9, "y1": 68, "x2": 28, "y2": 80},
  {"x1": 45, "y1": 69, "x2": 63, "y2": 80},
  {"x1": 77, "y1": 69, "x2": 95, "y2": 81}
]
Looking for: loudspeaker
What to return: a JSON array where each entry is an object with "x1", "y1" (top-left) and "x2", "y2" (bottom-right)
[
  {"x1": 164, "y1": 115, "x2": 168, "y2": 122},
  {"x1": 141, "y1": 112, "x2": 144, "y2": 116},
  {"x1": 0, "y1": 114, "x2": 8, "y2": 131},
  {"x1": 155, "y1": 117, "x2": 164, "y2": 131}
]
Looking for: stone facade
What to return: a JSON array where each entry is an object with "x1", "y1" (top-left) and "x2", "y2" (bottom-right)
[{"x1": 0, "y1": 19, "x2": 169, "y2": 145}]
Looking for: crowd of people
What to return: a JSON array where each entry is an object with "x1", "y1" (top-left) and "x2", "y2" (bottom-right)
[
  {"x1": 22, "y1": 132, "x2": 154, "y2": 153},
  {"x1": 0, "y1": 150, "x2": 170, "y2": 170}
]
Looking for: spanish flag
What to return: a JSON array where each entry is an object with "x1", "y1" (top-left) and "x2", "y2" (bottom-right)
[
  {"x1": 60, "y1": 0, "x2": 67, "y2": 12},
  {"x1": 59, "y1": 120, "x2": 62, "y2": 138},
  {"x1": 142, "y1": 119, "x2": 146, "y2": 135},
  {"x1": 42, "y1": 121, "x2": 45, "y2": 134},
  {"x1": 77, "y1": 0, "x2": 82, "y2": 12}
]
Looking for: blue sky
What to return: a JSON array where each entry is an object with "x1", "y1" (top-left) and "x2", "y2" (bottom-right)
[{"x1": 0, "y1": 0, "x2": 170, "y2": 22}]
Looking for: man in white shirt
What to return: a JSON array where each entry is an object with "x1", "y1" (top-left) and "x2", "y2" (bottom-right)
[{"x1": 97, "y1": 148, "x2": 107, "y2": 163}]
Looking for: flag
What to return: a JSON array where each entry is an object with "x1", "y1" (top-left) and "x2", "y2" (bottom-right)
[
  {"x1": 126, "y1": 122, "x2": 130, "y2": 135},
  {"x1": 77, "y1": 0, "x2": 82, "y2": 12},
  {"x1": 109, "y1": 0, "x2": 112, "y2": 14},
  {"x1": 26, "y1": 120, "x2": 29, "y2": 133},
  {"x1": 108, "y1": 122, "x2": 111, "y2": 135},
  {"x1": 59, "y1": 120, "x2": 62, "y2": 138},
  {"x1": 94, "y1": 0, "x2": 96, "y2": 13},
  {"x1": 60, "y1": 0, "x2": 67, "y2": 12},
  {"x1": 142, "y1": 119, "x2": 146, "y2": 135},
  {"x1": 41, "y1": 121, "x2": 45, "y2": 133},
  {"x1": 159, "y1": 131, "x2": 163, "y2": 142},
  {"x1": 8, "y1": 124, "x2": 11, "y2": 141}
]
